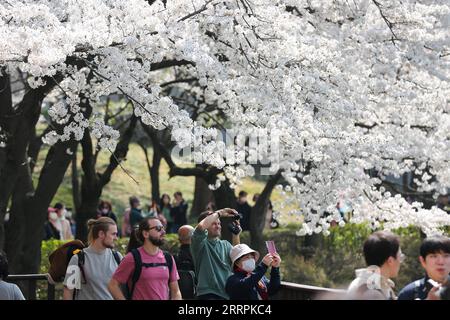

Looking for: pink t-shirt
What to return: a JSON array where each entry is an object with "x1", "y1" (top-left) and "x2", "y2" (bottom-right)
[{"x1": 113, "y1": 247, "x2": 179, "y2": 300}]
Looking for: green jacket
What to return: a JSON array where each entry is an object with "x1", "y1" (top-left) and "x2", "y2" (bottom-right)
[{"x1": 191, "y1": 227, "x2": 233, "y2": 299}]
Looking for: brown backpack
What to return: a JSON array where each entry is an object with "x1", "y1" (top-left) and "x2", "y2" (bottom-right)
[{"x1": 47, "y1": 240, "x2": 85, "y2": 284}]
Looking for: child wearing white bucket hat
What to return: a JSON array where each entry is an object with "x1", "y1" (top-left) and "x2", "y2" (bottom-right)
[{"x1": 226, "y1": 243, "x2": 281, "y2": 300}]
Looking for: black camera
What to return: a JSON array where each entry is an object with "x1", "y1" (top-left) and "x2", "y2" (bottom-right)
[
  {"x1": 232, "y1": 213, "x2": 243, "y2": 220},
  {"x1": 228, "y1": 213, "x2": 243, "y2": 235}
]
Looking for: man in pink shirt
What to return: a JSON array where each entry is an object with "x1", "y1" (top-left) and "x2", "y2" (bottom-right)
[{"x1": 108, "y1": 217, "x2": 181, "y2": 300}]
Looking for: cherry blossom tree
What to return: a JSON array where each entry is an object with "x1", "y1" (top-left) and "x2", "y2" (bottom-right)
[{"x1": 1, "y1": 0, "x2": 449, "y2": 264}]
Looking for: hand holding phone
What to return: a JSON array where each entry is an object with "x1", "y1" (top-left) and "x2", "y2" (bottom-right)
[{"x1": 266, "y1": 240, "x2": 277, "y2": 255}]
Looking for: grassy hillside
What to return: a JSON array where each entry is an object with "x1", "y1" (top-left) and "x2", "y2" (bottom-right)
[{"x1": 34, "y1": 143, "x2": 301, "y2": 225}]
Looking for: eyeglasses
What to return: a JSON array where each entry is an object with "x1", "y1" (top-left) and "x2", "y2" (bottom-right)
[{"x1": 149, "y1": 225, "x2": 165, "y2": 232}]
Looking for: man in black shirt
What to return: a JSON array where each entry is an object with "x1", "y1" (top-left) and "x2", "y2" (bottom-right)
[{"x1": 236, "y1": 191, "x2": 252, "y2": 231}]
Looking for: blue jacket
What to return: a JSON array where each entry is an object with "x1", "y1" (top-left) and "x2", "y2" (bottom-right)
[
  {"x1": 398, "y1": 275, "x2": 450, "y2": 300},
  {"x1": 225, "y1": 264, "x2": 280, "y2": 300}
]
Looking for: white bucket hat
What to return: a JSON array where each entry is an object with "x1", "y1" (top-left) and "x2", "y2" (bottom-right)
[{"x1": 230, "y1": 244, "x2": 260, "y2": 266}]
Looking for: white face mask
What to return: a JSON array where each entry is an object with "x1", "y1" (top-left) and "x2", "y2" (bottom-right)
[
  {"x1": 49, "y1": 212, "x2": 58, "y2": 221},
  {"x1": 101, "y1": 208, "x2": 109, "y2": 214},
  {"x1": 241, "y1": 258, "x2": 256, "y2": 272}
]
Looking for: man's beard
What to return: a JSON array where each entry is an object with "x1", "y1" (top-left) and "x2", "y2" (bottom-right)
[
  {"x1": 148, "y1": 236, "x2": 165, "y2": 247},
  {"x1": 102, "y1": 239, "x2": 114, "y2": 249}
]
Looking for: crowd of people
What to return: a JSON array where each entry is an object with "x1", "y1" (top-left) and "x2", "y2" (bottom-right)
[
  {"x1": 1, "y1": 190, "x2": 448, "y2": 301},
  {"x1": 59, "y1": 207, "x2": 280, "y2": 301},
  {"x1": 43, "y1": 189, "x2": 279, "y2": 242},
  {"x1": 1, "y1": 206, "x2": 450, "y2": 300}
]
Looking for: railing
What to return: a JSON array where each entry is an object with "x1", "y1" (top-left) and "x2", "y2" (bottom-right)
[
  {"x1": 6, "y1": 274, "x2": 344, "y2": 300},
  {"x1": 6, "y1": 274, "x2": 55, "y2": 300},
  {"x1": 275, "y1": 281, "x2": 346, "y2": 300}
]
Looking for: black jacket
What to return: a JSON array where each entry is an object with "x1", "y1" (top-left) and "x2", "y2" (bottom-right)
[
  {"x1": 175, "y1": 244, "x2": 195, "y2": 271},
  {"x1": 171, "y1": 201, "x2": 188, "y2": 225},
  {"x1": 225, "y1": 264, "x2": 280, "y2": 300},
  {"x1": 236, "y1": 202, "x2": 252, "y2": 231},
  {"x1": 398, "y1": 275, "x2": 450, "y2": 300}
]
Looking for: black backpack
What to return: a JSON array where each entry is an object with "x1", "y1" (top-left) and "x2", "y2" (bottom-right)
[
  {"x1": 177, "y1": 270, "x2": 196, "y2": 299},
  {"x1": 126, "y1": 248, "x2": 173, "y2": 300}
]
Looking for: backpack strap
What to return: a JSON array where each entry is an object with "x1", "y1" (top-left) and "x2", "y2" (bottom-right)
[
  {"x1": 163, "y1": 251, "x2": 173, "y2": 281},
  {"x1": 126, "y1": 249, "x2": 173, "y2": 300},
  {"x1": 73, "y1": 249, "x2": 87, "y2": 300},
  {"x1": 127, "y1": 248, "x2": 142, "y2": 300},
  {"x1": 163, "y1": 251, "x2": 173, "y2": 299},
  {"x1": 111, "y1": 249, "x2": 122, "y2": 266}
]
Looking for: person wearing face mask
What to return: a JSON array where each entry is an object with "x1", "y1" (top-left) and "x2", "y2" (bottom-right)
[
  {"x1": 225, "y1": 243, "x2": 281, "y2": 300},
  {"x1": 97, "y1": 200, "x2": 118, "y2": 224},
  {"x1": 53, "y1": 202, "x2": 74, "y2": 241},
  {"x1": 44, "y1": 208, "x2": 61, "y2": 240}
]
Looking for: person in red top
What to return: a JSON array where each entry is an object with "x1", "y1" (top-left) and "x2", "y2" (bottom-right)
[{"x1": 108, "y1": 217, "x2": 181, "y2": 300}]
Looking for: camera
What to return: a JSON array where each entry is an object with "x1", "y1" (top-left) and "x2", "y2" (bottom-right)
[
  {"x1": 232, "y1": 213, "x2": 243, "y2": 220},
  {"x1": 227, "y1": 212, "x2": 243, "y2": 235}
]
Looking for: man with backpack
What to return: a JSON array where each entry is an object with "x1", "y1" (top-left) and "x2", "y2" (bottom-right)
[
  {"x1": 108, "y1": 217, "x2": 182, "y2": 300},
  {"x1": 62, "y1": 217, "x2": 122, "y2": 300}
]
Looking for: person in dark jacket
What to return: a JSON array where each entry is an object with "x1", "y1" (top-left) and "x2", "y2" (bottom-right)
[
  {"x1": 97, "y1": 200, "x2": 118, "y2": 223},
  {"x1": 171, "y1": 192, "x2": 188, "y2": 233},
  {"x1": 236, "y1": 191, "x2": 252, "y2": 231},
  {"x1": 225, "y1": 243, "x2": 281, "y2": 300},
  {"x1": 175, "y1": 225, "x2": 195, "y2": 271},
  {"x1": 398, "y1": 236, "x2": 450, "y2": 300}
]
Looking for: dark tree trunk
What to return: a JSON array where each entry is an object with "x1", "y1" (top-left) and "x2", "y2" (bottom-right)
[
  {"x1": 71, "y1": 147, "x2": 81, "y2": 215},
  {"x1": 28, "y1": 127, "x2": 51, "y2": 174},
  {"x1": 0, "y1": 78, "x2": 56, "y2": 251},
  {"x1": 4, "y1": 161, "x2": 33, "y2": 273},
  {"x1": 76, "y1": 181, "x2": 101, "y2": 241},
  {"x1": 150, "y1": 146, "x2": 161, "y2": 202},
  {"x1": 76, "y1": 116, "x2": 137, "y2": 242},
  {"x1": 139, "y1": 125, "x2": 165, "y2": 203},
  {"x1": 250, "y1": 171, "x2": 282, "y2": 257},
  {"x1": 19, "y1": 139, "x2": 78, "y2": 298},
  {"x1": 191, "y1": 175, "x2": 213, "y2": 218}
]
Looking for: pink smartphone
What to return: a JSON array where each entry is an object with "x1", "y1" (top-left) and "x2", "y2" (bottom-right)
[{"x1": 266, "y1": 240, "x2": 277, "y2": 255}]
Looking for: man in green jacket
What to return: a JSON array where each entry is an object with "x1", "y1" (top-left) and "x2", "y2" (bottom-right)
[{"x1": 191, "y1": 208, "x2": 241, "y2": 300}]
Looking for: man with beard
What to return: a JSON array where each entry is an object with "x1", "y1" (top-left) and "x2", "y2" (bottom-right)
[
  {"x1": 108, "y1": 217, "x2": 182, "y2": 300},
  {"x1": 63, "y1": 217, "x2": 122, "y2": 300},
  {"x1": 191, "y1": 208, "x2": 241, "y2": 300}
]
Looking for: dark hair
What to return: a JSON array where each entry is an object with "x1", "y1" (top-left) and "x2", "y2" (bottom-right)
[
  {"x1": 363, "y1": 231, "x2": 400, "y2": 267},
  {"x1": 420, "y1": 236, "x2": 450, "y2": 259},
  {"x1": 98, "y1": 200, "x2": 112, "y2": 211},
  {"x1": 126, "y1": 217, "x2": 160, "y2": 252},
  {"x1": 198, "y1": 211, "x2": 214, "y2": 223},
  {"x1": 238, "y1": 191, "x2": 247, "y2": 198},
  {"x1": 129, "y1": 196, "x2": 139, "y2": 207},
  {"x1": 252, "y1": 193, "x2": 260, "y2": 202},
  {"x1": 160, "y1": 194, "x2": 171, "y2": 207},
  {"x1": 54, "y1": 202, "x2": 64, "y2": 210},
  {"x1": 0, "y1": 251, "x2": 8, "y2": 280},
  {"x1": 174, "y1": 191, "x2": 183, "y2": 198},
  {"x1": 206, "y1": 202, "x2": 216, "y2": 211},
  {"x1": 87, "y1": 217, "x2": 116, "y2": 245}
]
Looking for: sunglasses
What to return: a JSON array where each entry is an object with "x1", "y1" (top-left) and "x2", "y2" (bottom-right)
[{"x1": 149, "y1": 225, "x2": 165, "y2": 232}]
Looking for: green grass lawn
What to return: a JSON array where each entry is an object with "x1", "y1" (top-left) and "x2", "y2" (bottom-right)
[{"x1": 34, "y1": 143, "x2": 302, "y2": 226}]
